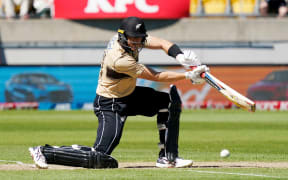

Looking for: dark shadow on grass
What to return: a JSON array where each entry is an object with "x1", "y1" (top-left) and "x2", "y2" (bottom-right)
[
  {"x1": 192, "y1": 165, "x2": 248, "y2": 168},
  {"x1": 124, "y1": 165, "x2": 157, "y2": 169}
]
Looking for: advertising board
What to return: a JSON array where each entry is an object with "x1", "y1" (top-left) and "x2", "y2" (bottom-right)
[
  {"x1": 0, "y1": 66, "x2": 287, "y2": 110},
  {"x1": 54, "y1": 0, "x2": 190, "y2": 19}
]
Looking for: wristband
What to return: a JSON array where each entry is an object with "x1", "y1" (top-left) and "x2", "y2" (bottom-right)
[{"x1": 168, "y1": 44, "x2": 183, "y2": 58}]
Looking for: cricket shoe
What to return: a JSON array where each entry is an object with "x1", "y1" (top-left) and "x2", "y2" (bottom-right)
[
  {"x1": 156, "y1": 157, "x2": 193, "y2": 168},
  {"x1": 28, "y1": 146, "x2": 48, "y2": 169},
  {"x1": 174, "y1": 157, "x2": 193, "y2": 168}
]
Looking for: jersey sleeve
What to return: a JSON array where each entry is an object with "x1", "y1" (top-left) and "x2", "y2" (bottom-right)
[{"x1": 113, "y1": 57, "x2": 145, "y2": 78}]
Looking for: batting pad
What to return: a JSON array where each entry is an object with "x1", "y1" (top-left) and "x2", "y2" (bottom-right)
[
  {"x1": 165, "y1": 85, "x2": 182, "y2": 162},
  {"x1": 42, "y1": 144, "x2": 118, "y2": 169}
]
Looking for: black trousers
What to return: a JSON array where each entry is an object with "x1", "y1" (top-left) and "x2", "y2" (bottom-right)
[{"x1": 93, "y1": 86, "x2": 170, "y2": 155}]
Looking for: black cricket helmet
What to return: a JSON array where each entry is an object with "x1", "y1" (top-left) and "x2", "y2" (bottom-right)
[{"x1": 118, "y1": 16, "x2": 147, "y2": 52}]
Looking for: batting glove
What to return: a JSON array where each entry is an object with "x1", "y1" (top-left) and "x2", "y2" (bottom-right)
[
  {"x1": 176, "y1": 50, "x2": 201, "y2": 68},
  {"x1": 185, "y1": 65, "x2": 209, "y2": 84}
]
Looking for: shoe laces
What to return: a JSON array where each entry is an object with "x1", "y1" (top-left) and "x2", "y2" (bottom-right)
[{"x1": 34, "y1": 148, "x2": 44, "y2": 162}]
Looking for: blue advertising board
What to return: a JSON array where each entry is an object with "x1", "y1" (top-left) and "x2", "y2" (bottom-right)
[
  {"x1": 0, "y1": 66, "x2": 174, "y2": 110},
  {"x1": 0, "y1": 66, "x2": 100, "y2": 104}
]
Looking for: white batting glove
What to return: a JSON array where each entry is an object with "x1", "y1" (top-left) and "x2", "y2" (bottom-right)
[
  {"x1": 176, "y1": 50, "x2": 201, "y2": 68},
  {"x1": 185, "y1": 65, "x2": 210, "y2": 84}
]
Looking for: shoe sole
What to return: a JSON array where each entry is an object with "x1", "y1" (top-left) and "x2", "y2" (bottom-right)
[
  {"x1": 156, "y1": 162, "x2": 193, "y2": 168},
  {"x1": 175, "y1": 161, "x2": 193, "y2": 168},
  {"x1": 156, "y1": 162, "x2": 174, "y2": 168},
  {"x1": 28, "y1": 148, "x2": 48, "y2": 169}
]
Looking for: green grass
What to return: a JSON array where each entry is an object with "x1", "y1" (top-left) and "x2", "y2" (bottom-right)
[
  {"x1": 0, "y1": 110, "x2": 287, "y2": 179},
  {"x1": 0, "y1": 168, "x2": 287, "y2": 180}
]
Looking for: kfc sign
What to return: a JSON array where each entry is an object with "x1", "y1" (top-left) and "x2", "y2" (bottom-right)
[
  {"x1": 84, "y1": 0, "x2": 159, "y2": 13},
  {"x1": 54, "y1": 0, "x2": 189, "y2": 19}
]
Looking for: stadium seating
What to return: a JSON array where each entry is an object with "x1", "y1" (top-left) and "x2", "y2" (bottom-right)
[
  {"x1": 190, "y1": 0, "x2": 259, "y2": 16},
  {"x1": 190, "y1": 0, "x2": 230, "y2": 15},
  {"x1": 203, "y1": 0, "x2": 228, "y2": 14},
  {"x1": 231, "y1": 0, "x2": 259, "y2": 14},
  {"x1": 190, "y1": 0, "x2": 199, "y2": 14}
]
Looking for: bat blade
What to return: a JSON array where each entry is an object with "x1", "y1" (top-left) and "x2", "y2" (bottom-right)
[{"x1": 202, "y1": 72, "x2": 256, "y2": 112}]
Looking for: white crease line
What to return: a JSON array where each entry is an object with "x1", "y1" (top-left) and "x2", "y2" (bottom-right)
[
  {"x1": 0, "y1": 160, "x2": 24, "y2": 165},
  {"x1": 186, "y1": 169, "x2": 284, "y2": 179}
]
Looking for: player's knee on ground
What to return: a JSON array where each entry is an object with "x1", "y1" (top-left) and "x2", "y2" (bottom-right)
[{"x1": 41, "y1": 144, "x2": 118, "y2": 169}]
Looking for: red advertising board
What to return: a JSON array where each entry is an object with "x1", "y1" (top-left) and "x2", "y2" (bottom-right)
[
  {"x1": 54, "y1": 0, "x2": 190, "y2": 19},
  {"x1": 152, "y1": 66, "x2": 288, "y2": 107}
]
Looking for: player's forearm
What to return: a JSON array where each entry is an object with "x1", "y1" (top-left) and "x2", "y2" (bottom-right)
[
  {"x1": 153, "y1": 71, "x2": 186, "y2": 82},
  {"x1": 139, "y1": 66, "x2": 185, "y2": 82}
]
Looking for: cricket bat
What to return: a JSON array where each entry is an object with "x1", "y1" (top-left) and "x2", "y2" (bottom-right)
[{"x1": 201, "y1": 72, "x2": 256, "y2": 112}]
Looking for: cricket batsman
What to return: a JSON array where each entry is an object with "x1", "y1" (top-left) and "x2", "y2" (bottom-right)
[{"x1": 28, "y1": 16, "x2": 209, "y2": 169}]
